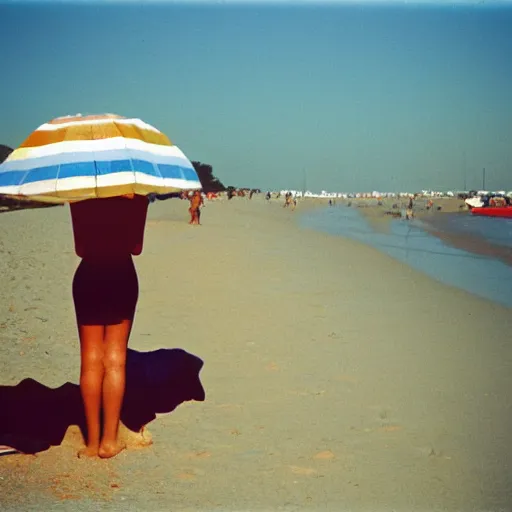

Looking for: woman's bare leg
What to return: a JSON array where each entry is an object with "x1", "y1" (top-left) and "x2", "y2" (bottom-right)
[
  {"x1": 77, "y1": 324, "x2": 105, "y2": 458},
  {"x1": 98, "y1": 318, "x2": 132, "y2": 459}
]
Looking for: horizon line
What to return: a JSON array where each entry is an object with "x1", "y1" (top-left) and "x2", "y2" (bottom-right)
[{"x1": 2, "y1": 0, "x2": 512, "y2": 6}]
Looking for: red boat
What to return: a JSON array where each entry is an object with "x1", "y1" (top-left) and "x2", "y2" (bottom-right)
[{"x1": 471, "y1": 206, "x2": 512, "y2": 218}]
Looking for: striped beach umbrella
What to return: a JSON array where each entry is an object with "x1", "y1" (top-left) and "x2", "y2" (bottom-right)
[{"x1": 0, "y1": 114, "x2": 201, "y2": 203}]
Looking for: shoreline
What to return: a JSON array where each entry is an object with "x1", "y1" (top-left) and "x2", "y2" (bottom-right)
[
  {"x1": 300, "y1": 200, "x2": 512, "y2": 307},
  {"x1": 417, "y1": 214, "x2": 512, "y2": 268},
  {"x1": 340, "y1": 197, "x2": 512, "y2": 268}
]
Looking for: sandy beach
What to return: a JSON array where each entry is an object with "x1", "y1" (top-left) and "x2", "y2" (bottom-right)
[{"x1": 1, "y1": 196, "x2": 512, "y2": 511}]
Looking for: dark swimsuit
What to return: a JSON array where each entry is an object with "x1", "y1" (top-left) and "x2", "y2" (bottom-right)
[
  {"x1": 72, "y1": 256, "x2": 139, "y2": 326},
  {"x1": 70, "y1": 196, "x2": 146, "y2": 326}
]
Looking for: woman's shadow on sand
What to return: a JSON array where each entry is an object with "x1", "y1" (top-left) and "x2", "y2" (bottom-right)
[{"x1": 0, "y1": 348, "x2": 205, "y2": 454}]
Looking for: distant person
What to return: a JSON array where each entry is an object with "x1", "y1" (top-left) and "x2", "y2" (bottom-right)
[
  {"x1": 265, "y1": 191, "x2": 271, "y2": 201},
  {"x1": 189, "y1": 190, "x2": 204, "y2": 225},
  {"x1": 404, "y1": 196, "x2": 414, "y2": 220}
]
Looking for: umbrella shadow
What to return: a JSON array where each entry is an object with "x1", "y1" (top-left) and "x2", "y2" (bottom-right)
[{"x1": 0, "y1": 348, "x2": 205, "y2": 455}]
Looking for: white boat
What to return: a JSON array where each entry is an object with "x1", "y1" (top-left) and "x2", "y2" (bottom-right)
[{"x1": 465, "y1": 197, "x2": 484, "y2": 208}]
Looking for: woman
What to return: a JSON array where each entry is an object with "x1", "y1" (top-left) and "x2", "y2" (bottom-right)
[
  {"x1": 188, "y1": 190, "x2": 204, "y2": 225},
  {"x1": 70, "y1": 193, "x2": 148, "y2": 458}
]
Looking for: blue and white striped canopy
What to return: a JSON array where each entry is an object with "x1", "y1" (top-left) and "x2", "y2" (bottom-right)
[{"x1": 0, "y1": 114, "x2": 202, "y2": 203}]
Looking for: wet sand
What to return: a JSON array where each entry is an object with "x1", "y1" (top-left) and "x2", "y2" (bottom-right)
[
  {"x1": 352, "y1": 196, "x2": 512, "y2": 267},
  {"x1": 418, "y1": 213, "x2": 512, "y2": 268},
  {"x1": 1, "y1": 196, "x2": 512, "y2": 511}
]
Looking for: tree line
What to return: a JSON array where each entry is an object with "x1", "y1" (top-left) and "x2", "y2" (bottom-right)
[{"x1": 191, "y1": 161, "x2": 226, "y2": 192}]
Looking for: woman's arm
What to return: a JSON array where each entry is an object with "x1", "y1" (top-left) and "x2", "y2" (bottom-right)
[
  {"x1": 131, "y1": 195, "x2": 149, "y2": 256},
  {"x1": 70, "y1": 202, "x2": 86, "y2": 257}
]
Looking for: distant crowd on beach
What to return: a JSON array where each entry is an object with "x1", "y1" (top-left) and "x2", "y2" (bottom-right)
[
  {"x1": 174, "y1": 188, "x2": 301, "y2": 225},
  {"x1": 162, "y1": 186, "x2": 473, "y2": 229}
]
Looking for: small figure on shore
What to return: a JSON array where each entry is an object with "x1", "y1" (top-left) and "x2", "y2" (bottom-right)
[
  {"x1": 405, "y1": 196, "x2": 414, "y2": 220},
  {"x1": 70, "y1": 193, "x2": 149, "y2": 459},
  {"x1": 265, "y1": 191, "x2": 271, "y2": 202},
  {"x1": 189, "y1": 190, "x2": 204, "y2": 225}
]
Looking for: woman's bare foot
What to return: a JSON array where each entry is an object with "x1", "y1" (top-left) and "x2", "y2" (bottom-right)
[
  {"x1": 77, "y1": 445, "x2": 99, "y2": 458},
  {"x1": 98, "y1": 440, "x2": 126, "y2": 459}
]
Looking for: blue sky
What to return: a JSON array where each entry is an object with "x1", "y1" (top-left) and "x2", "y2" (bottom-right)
[{"x1": 1, "y1": 1, "x2": 511, "y2": 192}]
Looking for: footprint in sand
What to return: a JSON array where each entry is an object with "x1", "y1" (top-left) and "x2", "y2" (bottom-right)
[
  {"x1": 313, "y1": 450, "x2": 335, "y2": 460},
  {"x1": 176, "y1": 471, "x2": 196, "y2": 480},
  {"x1": 289, "y1": 466, "x2": 317, "y2": 476},
  {"x1": 187, "y1": 451, "x2": 211, "y2": 459},
  {"x1": 56, "y1": 494, "x2": 80, "y2": 501},
  {"x1": 378, "y1": 425, "x2": 403, "y2": 433}
]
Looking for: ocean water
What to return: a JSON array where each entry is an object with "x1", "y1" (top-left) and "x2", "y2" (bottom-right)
[{"x1": 300, "y1": 206, "x2": 512, "y2": 308}]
